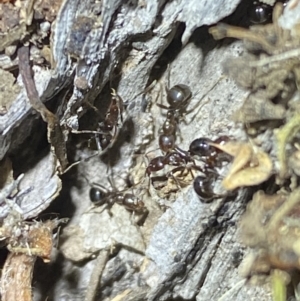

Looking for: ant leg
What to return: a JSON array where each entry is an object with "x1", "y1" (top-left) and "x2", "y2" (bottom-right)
[
  {"x1": 89, "y1": 179, "x2": 110, "y2": 194},
  {"x1": 136, "y1": 208, "x2": 149, "y2": 226},
  {"x1": 156, "y1": 103, "x2": 170, "y2": 110},
  {"x1": 190, "y1": 164, "x2": 205, "y2": 176},
  {"x1": 156, "y1": 81, "x2": 169, "y2": 113},
  {"x1": 187, "y1": 77, "x2": 224, "y2": 124},
  {"x1": 142, "y1": 151, "x2": 159, "y2": 191},
  {"x1": 107, "y1": 173, "x2": 124, "y2": 193},
  {"x1": 129, "y1": 210, "x2": 137, "y2": 226},
  {"x1": 167, "y1": 166, "x2": 186, "y2": 189},
  {"x1": 84, "y1": 99, "x2": 98, "y2": 112},
  {"x1": 185, "y1": 97, "x2": 211, "y2": 125},
  {"x1": 84, "y1": 204, "x2": 108, "y2": 214},
  {"x1": 143, "y1": 80, "x2": 157, "y2": 95}
]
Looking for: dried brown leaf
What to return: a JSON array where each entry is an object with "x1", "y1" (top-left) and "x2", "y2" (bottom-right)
[{"x1": 219, "y1": 143, "x2": 272, "y2": 190}]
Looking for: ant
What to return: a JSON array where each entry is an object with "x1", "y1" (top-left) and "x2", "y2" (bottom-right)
[
  {"x1": 193, "y1": 175, "x2": 225, "y2": 202},
  {"x1": 65, "y1": 89, "x2": 126, "y2": 172},
  {"x1": 87, "y1": 83, "x2": 159, "y2": 153},
  {"x1": 146, "y1": 136, "x2": 232, "y2": 200},
  {"x1": 92, "y1": 89, "x2": 124, "y2": 151},
  {"x1": 188, "y1": 136, "x2": 232, "y2": 202},
  {"x1": 144, "y1": 78, "x2": 194, "y2": 185},
  {"x1": 157, "y1": 84, "x2": 192, "y2": 118},
  {"x1": 145, "y1": 146, "x2": 204, "y2": 189},
  {"x1": 158, "y1": 84, "x2": 192, "y2": 153},
  {"x1": 87, "y1": 175, "x2": 147, "y2": 215},
  {"x1": 72, "y1": 89, "x2": 124, "y2": 153},
  {"x1": 189, "y1": 136, "x2": 230, "y2": 170},
  {"x1": 157, "y1": 69, "x2": 225, "y2": 154},
  {"x1": 146, "y1": 146, "x2": 192, "y2": 176},
  {"x1": 156, "y1": 68, "x2": 222, "y2": 154},
  {"x1": 155, "y1": 66, "x2": 192, "y2": 153},
  {"x1": 89, "y1": 185, "x2": 145, "y2": 213}
]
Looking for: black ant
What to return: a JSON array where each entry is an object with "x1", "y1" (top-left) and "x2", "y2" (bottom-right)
[
  {"x1": 145, "y1": 147, "x2": 191, "y2": 175},
  {"x1": 156, "y1": 68, "x2": 222, "y2": 154},
  {"x1": 89, "y1": 183, "x2": 146, "y2": 214},
  {"x1": 157, "y1": 84, "x2": 192, "y2": 118},
  {"x1": 145, "y1": 146, "x2": 204, "y2": 189},
  {"x1": 72, "y1": 89, "x2": 124, "y2": 152},
  {"x1": 189, "y1": 136, "x2": 230, "y2": 169},
  {"x1": 159, "y1": 82, "x2": 226, "y2": 155},
  {"x1": 154, "y1": 66, "x2": 192, "y2": 153},
  {"x1": 65, "y1": 89, "x2": 126, "y2": 172},
  {"x1": 93, "y1": 89, "x2": 124, "y2": 151},
  {"x1": 146, "y1": 136, "x2": 232, "y2": 200},
  {"x1": 193, "y1": 175, "x2": 225, "y2": 202},
  {"x1": 157, "y1": 84, "x2": 192, "y2": 153},
  {"x1": 188, "y1": 136, "x2": 231, "y2": 202},
  {"x1": 145, "y1": 81, "x2": 194, "y2": 182}
]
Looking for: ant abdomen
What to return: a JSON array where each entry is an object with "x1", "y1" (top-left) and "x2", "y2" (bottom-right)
[
  {"x1": 167, "y1": 84, "x2": 192, "y2": 108},
  {"x1": 189, "y1": 138, "x2": 215, "y2": 158},
  {"x1": 193, "y1": 175, "x2": 216, "y2": 202},
  {"x1": 89, "y1": 187, "x2": 107, "y2": 205},
  {"x1": 89, "y1": 187, "x2": 146, "y2": 213}
]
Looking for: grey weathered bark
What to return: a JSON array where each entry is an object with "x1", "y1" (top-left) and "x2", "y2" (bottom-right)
[{"x1": 1, "y1": 0, "x2": 293, "y2": 300}]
